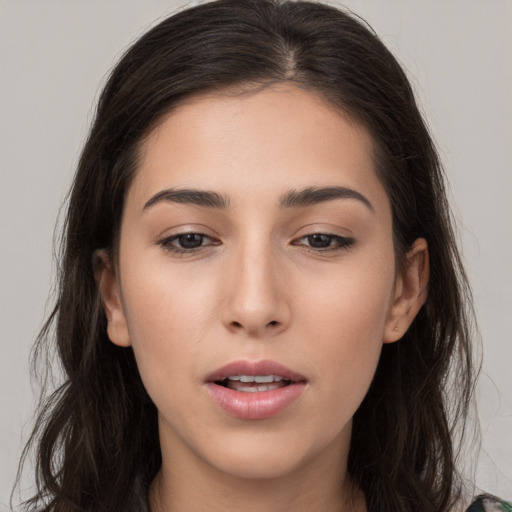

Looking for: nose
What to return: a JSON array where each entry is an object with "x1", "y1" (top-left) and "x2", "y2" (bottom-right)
[{"x1": 221, "y1": 241, "x2": 291, "y2": 338}]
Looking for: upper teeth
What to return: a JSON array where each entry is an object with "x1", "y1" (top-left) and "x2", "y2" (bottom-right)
[{"x1": 226, "y1": 375, "x2": 285, "y2": 383}]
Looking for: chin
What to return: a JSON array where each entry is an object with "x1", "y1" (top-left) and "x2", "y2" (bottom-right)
[
  {"x1": 216, "y1": 452, "x2": 305, "y2": 481},
  {"x1": 201, "y1": 430, "x2": 319, "y2": 481}
]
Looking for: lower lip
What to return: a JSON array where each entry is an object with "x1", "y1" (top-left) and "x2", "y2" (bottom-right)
[{"x1": 206, "y1": 382, "x2": 306, "y2": 420}]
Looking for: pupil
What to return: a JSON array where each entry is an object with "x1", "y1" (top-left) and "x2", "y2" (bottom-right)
[
  {"x1": 179, "y1": 233, "x2": 204, "y2": 249},
  {"x1": 308, "y1": 234, "x2": 332, "y2": 248}
]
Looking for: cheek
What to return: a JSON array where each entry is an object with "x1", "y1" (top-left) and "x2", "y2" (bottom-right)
[
  {"x1": 295, "y1": 248, "x2": 395, "y2": 406},
  {"x1": 118, "y1": 257, "x2": 221, "y2": 398},
  {"x1": 122, "y1": 253, "x2": 219, "y2": 333},
  {"x1": 297, "y1": 247, "x2": 395, "y2": 340}
]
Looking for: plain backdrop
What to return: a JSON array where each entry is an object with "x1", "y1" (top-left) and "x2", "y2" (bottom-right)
[{"x1": 1, "y1": 0, "x2": 511, "y2": 507}]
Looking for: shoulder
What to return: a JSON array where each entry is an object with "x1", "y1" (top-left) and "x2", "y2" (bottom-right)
[{"x1": 467, "y1": 495, "x2": 512, "y2": 512}]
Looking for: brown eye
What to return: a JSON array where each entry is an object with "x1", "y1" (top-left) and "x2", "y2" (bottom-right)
[
  {"x1": 175, "y1": 233, "x2": 207, "y2": 249},
  {"x1": 159, "y1": 232, "x2": 219, "y2": 254},
  {"x1": 307, "y1": 234, "x2": 335, "y2": 248},
  {"x1": 293, "y1": 233, "x2": 355, "y2": 252}
]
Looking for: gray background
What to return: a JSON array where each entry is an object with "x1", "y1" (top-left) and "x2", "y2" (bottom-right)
[{"x1": 1, "y1": 0, "x2": 511, "y2": 506}]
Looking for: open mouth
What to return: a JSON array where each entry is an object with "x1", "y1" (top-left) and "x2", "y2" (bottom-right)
[
  {"x1": 215, "y1": 375, "x2": 294, "y2": 393},
  {"x1": 206, "y1": 361, "x2": 307, "y2": 419}
]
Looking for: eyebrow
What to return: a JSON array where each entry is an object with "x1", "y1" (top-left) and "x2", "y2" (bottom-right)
[
  {"x1": 279, "y1": 186, "x2": 374, "y2": 212},
  {"x1": 143, "y1": 188, "x2": 230, "y2": 211},
  {"x1": 142, "y1": 185, "x2": 373, "y2": 213}
]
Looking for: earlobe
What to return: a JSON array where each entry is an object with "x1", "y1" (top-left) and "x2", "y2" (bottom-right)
[
  {"x1": 383, "y1": 238, "x2": 429, "y2": 343},
  {"x1": 93, "y1": 249, "x2": 131, "y2": 347}
]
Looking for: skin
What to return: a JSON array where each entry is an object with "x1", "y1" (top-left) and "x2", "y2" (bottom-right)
[{"x1": 97, "y1": 84, "x2": 428, "y2": 512}]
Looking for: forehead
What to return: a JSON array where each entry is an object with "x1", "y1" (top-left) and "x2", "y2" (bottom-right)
[{"x1": 128, "y1": 84, "x2": 389, "y2": 215}]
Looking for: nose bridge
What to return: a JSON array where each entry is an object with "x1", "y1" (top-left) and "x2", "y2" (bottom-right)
[{"x1": 222, "y1": 233, "x2": 290, "y2": 336}]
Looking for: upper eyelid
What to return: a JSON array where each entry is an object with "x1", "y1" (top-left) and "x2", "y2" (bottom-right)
[
  {"x1": 155, "y1": 226, "x2": 218, "y2": 241},
  {"x1": 155, "y1": 226, "x2": 355, "y2": 244},
  {"x1": 289, "y1": 220, "x2": 355, "y2": 237}
]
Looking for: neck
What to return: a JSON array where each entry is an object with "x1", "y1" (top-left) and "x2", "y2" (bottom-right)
[{"x1": 149, "y1": 468, "x2": 364, "y2": 512}]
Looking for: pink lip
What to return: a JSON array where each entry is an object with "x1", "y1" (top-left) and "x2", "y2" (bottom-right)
[{"x1": 205, "y1": 359, "x2": 307, "y2": 420}]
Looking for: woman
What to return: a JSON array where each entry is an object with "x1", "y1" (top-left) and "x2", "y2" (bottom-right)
[{"x1": 13, "y1": 0, "x2": 511, "y2": 510}]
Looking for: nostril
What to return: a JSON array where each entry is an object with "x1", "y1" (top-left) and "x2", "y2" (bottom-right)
[
  {"x1": 267, "y1": 320, "x2": 279, "y2": 327},
  {"x1": 232, "y1": 321, "x2": 243, "y2": 328}
]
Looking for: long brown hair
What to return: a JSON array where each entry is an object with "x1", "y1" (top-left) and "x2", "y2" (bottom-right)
[{"x1": 15, "y1": 1, "x2": 477, "y2": 510}]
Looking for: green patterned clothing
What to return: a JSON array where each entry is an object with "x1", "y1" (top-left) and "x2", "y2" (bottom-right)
[{"x1": 468, "y1": 495, "x2": 512, "y2": 511}]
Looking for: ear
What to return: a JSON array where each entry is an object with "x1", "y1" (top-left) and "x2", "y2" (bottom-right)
[
  {"x1": 93, "y1": 249, "x2": 131, "y2": 347},
  {"x1": 383, "y1": 238, "x2": 429, "y2": 343}
]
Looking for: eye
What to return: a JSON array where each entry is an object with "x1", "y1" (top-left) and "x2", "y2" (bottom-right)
[
  {"x1": 293, "y1": 233, "x2": 355, "y2": 252},
  {"x1": 159, "y1": 232, "x2": 219, "y2": 254}
]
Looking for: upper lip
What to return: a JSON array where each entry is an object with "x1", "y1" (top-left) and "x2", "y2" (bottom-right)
[{"x1": 206, "y1": 359, "x2": 307, "y2": 383}]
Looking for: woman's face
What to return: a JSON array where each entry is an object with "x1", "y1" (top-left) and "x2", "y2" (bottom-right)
[{"x1": 99, "y1": 84, "x2": 425, "y2": 482}]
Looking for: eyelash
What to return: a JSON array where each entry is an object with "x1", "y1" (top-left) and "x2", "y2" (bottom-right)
[
  {"x1": 158, "y1": 233, "x2": 219, "y2": 255},
  {"x1": 158, "y1": 232, "x2": 355, "y2": 255},
  {"x1": 293, "y1": 233, "x2": 355, "y2": 252}
]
